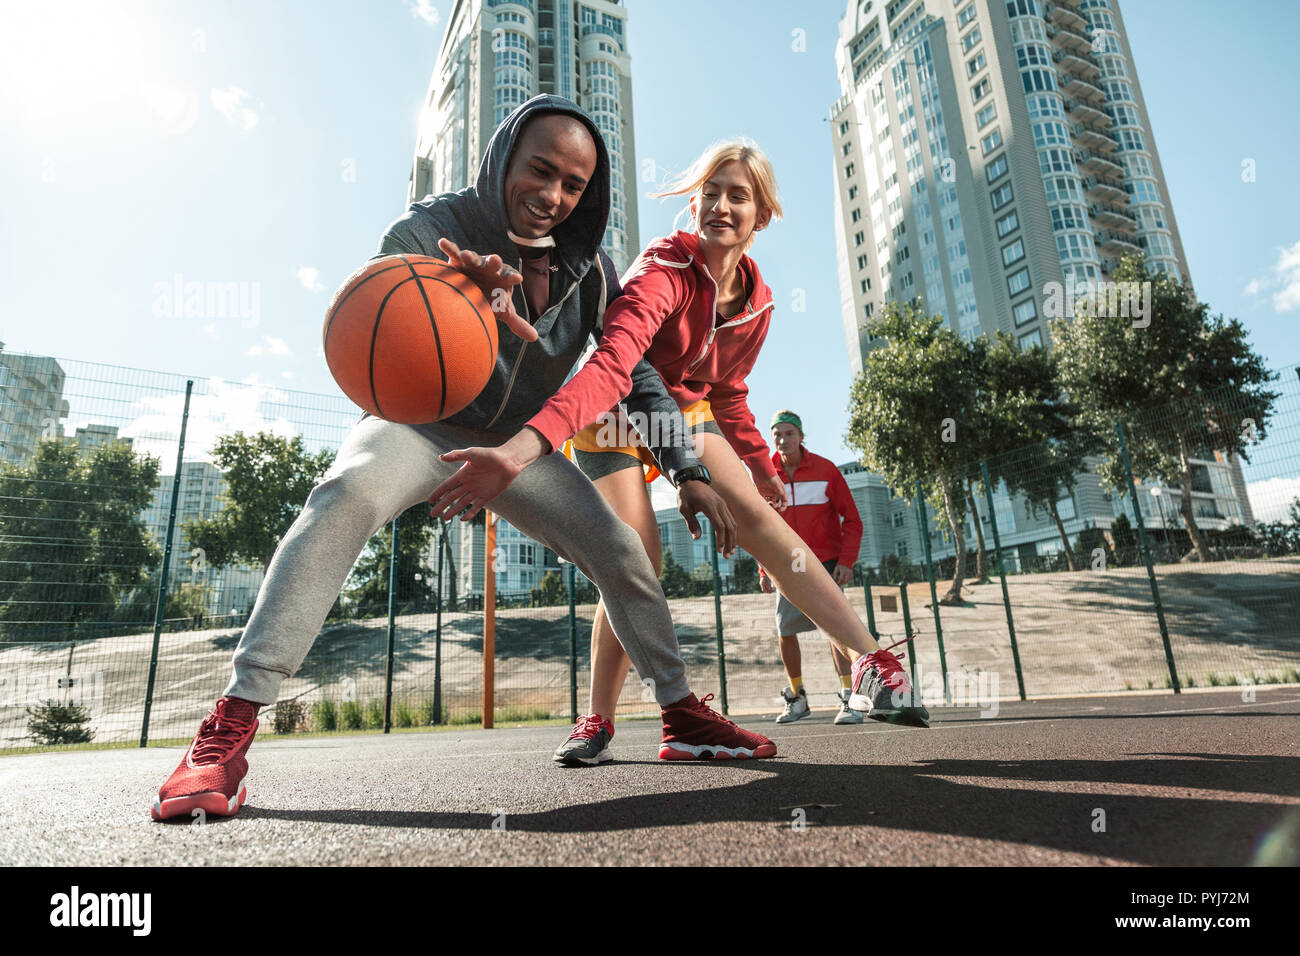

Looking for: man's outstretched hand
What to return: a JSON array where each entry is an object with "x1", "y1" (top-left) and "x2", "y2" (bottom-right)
[
  {"x1": 678, "y1": 480, "x2": 738, "y2": 558},
  {"x1": 437, "y1": 237, "x2": 536, "y2": 343},
  {"x1": 428, "y1": 427, "x2": 550, "y2": 523}
]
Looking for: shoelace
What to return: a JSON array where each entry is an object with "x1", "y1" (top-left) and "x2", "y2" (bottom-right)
[
  {"x1": 866, "y1": 633, "x2": 918, "y2": 690},
  {"x1": 569, "y1": 714, "x2": 607, "y2": 739},
  {"x1": 692, "y1": 693, "x2": 732, "y2": 724},
  {"x1": 191, "y1": 705, "x2": 254, "y2": 765}
]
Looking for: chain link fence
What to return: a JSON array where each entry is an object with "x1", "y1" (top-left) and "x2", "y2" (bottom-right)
[{"x1": 2, "y1": 354, "x2": 1298, "y2": 750}]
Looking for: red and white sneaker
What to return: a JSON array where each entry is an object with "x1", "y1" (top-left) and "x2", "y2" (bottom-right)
[
  {"x1": 849, "y1": 637, "x2": 931, "y2": 727},
  {"x1": 151, "y1": 697, "x2": 259, "y2": 821},
  {"x1": 659, "y1": 693, "x2": 777, "y2": 760}
]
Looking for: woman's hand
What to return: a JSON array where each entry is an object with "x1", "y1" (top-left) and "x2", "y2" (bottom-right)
[
  {"x1": 437, "y1": 237, "x2": 536, "y2": 343},
  {"x1": 428, "y1": 428, "x2": 549, "y2": 522}
]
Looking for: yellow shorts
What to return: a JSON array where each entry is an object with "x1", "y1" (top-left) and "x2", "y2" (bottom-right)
[{"x1": 564, "y1": 399, "x2": 718, "y2": 484}]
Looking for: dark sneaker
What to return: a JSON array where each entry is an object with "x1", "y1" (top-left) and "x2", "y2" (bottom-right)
[
  {"x1": 660, "y1": 693, "x2": 777, "y2": 760},
  {"x1": 553, "y1": 714, "x2": 614, "y2": 766},
  {"x1": 152, "y1": 697, "x2": 259, "y2": 821},
  {"x1": 850, "y1": 638, "x2": 931, "y2": 727}
]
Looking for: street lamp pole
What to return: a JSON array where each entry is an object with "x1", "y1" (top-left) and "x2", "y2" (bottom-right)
[{"x1": 1150, "y1": 486, "x2": 1171, "y2": 562}]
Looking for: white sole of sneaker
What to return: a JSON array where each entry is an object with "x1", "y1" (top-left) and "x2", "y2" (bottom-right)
[
  {"x1": 774, "y1": 710, "x2": 810, "y2": 724},
  {"x1": 834, "y1": 712, "x2": 864, "y2": 725},
  {"x1": 553, "y1": 747, "x2": 613, "y2": 766},
  {"x1": 150, "y1": 775, "x2": 246, "y2": 821},
  {"x1": 659, "y1": 741, "x2": 776, "y2": 760}
]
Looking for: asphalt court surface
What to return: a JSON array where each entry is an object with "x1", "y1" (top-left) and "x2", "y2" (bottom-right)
[{"x1": 2, "y1": 688, "x2": 1297, "y2": 866}]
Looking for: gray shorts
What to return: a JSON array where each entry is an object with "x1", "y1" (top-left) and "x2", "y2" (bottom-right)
[{"x1": 776, "y1": 559, "x2": 841, "y2": 635}]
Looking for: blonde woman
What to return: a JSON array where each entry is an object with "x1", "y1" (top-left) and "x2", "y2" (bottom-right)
[{"x1": 429, "y1": 140, "x2": 929, "y2": 765}]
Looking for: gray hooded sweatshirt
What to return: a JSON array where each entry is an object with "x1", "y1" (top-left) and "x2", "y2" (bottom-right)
[{"x1": 373, "y1": 94, "x2": 702, "y2": 481}]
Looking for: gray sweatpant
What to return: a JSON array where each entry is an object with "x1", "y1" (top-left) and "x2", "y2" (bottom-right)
[{"x1": 223, "y1": 415, "x2": 690, "y2": 707}]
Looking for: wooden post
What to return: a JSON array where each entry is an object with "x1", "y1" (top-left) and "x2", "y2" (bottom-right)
[{"x1": 483, "y1": 511, "x2": 496, "y2": 728}]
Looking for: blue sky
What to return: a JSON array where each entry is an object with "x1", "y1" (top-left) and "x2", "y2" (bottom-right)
[{"x1": 1, "y1": 0, "x2": 1297, "y2": 513}]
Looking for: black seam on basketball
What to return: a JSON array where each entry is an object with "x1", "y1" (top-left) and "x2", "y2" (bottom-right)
[
  {"x1": 399, "y1": 255, "x2": 447, "y2": 420},
  {"x1": 323, "y1": 260, "x2": 416, "y2": 352},
  {"x1": 371, "y1": 279, "x2": 418, "y2": 421},
  {"x1": 408, "y1": 269, "x2": 494, "y2": 371}
]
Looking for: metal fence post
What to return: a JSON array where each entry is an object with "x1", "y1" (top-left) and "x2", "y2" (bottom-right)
[
  {"x1": 915, "y1": 480, "x2": 951, "y2": 705},
  {"x1": 1117, "y1": 422, "x2": 1180, "y2": 693},
  {"x1": 898, "y1": 580, "x2": 918, "y2": 692},
  {"x1": 383, "y1": 515, "x2": 399, "y2": 733},
  {"x1": 862, "y1": 567, "x2": 879, "y2": 640},
  {"x1": 980, "y1": 461, "x2": 1026, "y2": 700},
  {"x1": 566, "y1": 560, "x2": 578, "y2": 723},
  {"x1": 140, "y1": 379, "x2": 192, "y2": 748},
  {"x1": 433, "y1": 520, "x2": 444, "y2": 724},
  {"x1": 709, "y1": 525, "x2": 729, "y2": 715}
]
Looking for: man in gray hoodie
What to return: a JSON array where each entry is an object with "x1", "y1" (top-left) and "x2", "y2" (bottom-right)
[{"x1": 152, "y1": 95, "x2": 775, "y2": 822}]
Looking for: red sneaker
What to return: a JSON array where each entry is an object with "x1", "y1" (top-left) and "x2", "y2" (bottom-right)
[
  {"x1": 659, "y1": 693, "x2": 777, "y2": 760},
  {"x1": 151, "y1": 697, "x2": 259, "y2": 821}
]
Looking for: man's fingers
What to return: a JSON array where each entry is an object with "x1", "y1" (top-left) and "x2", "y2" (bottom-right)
[{"x1": 681, "y1": 506, "x2": 702, "y2": 540}]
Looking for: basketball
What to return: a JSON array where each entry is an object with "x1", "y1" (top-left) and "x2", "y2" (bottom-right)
[{"x1": 323, "y1": 254, "x2": 498, "y2": 424}]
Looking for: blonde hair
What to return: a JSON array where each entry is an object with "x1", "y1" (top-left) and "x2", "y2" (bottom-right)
[{"x1": 650, "y1": 139, "x2": 783, "y2": 253}]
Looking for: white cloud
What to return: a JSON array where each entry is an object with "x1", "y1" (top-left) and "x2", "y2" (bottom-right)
[
  {"x1": 1246, "y1": 476, "x2": 1300, "y2": 524},
  {"x1": 248, "y1": 335, "x2": 291, "y2": 358},
  {"x1": 408, "y1": 0, "x2": 441, "y2": 25},
  {"x1": 143, "y1": 84, "x2": 200, "y2": 136},
  {"x1": 210, "y1": 86, "x2": 262, "y2": 131},
  {"x1": 1243, "y1": 240, "x2": 1300, "y2": 313},
  {"x1": 297, "y1": 266, "x2": 325, "y2": 293},
  {"x1": 119, "y1": 377, "x2": 299, "y2": 463}
]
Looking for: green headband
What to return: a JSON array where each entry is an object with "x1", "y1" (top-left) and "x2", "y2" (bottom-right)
[{"x1": 771, "y1": 411, "x2": 802, "y2": 432}]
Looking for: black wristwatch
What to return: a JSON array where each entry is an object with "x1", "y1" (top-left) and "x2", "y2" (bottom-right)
[{"x1": 673, "y1": 464, "x2": 712, "y2": 487}]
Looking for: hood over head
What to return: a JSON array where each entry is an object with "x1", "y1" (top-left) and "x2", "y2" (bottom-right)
[{"x1": 474, "y1": 94, "x2": 611, "y2": 281}]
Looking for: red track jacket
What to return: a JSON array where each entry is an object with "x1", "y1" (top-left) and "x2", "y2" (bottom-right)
[
  {"x1": 526, "y1": 229, "x2": 779, "y2": 481},
  {"x1": 758, "y1": 447, "x2": 863, "y2": 580}
]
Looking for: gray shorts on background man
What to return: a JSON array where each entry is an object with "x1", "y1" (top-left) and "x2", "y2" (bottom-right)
[{"x1": 775, "y1": 559, "x2": 840, "y2": 635}]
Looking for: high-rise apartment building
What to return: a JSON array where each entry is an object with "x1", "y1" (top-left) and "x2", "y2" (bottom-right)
[
  {"x1": 408, "y1": 0, "x2": 639, "y2": 272},
  {"x1": 828, "y1": 0, "x2": 1250, "y2": 568},
  {"x1": 0, "y1": 346, "x2": 70, "y2": 467}
]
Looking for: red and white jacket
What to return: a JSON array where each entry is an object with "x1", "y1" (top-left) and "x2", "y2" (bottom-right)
[
  {"x1": 758, "y1": 448, "x2": 863, "y2": 580},
  {"x1": 526, "y1": 229, "x2": 779, "y2": 481}
]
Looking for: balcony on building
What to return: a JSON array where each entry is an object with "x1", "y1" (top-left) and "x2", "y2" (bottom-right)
[
  {"x1": 1075, "y1": 148, "x2": 1124, "y2": 179},
  {"x1": 1082, "y1": 175, "x2": 1127, "y2": 203},
  {"x1": 1052, "y1": 47, "x2": 1100, "y2": 82},
  {"x1": 1070, "y1": 121, "x2": 1118, "y2": 153},
  {"x1": 1064, "y1": 97, "x2": 1111, "y2": 130},
  {"x1": 1046, "y1": 20, "x2": 1092, "y2": 56},
  {"x1": 1095, "y1": 229, "x2": 1142, "y2": 256},
  {"x1": 1060, "y1": 71, "x2": 1107, "y2": 105},
  {"x1": 1045, "y1": 2, "x2": 1089, "y2": 33},
  {"x1": 1089, "y1": 202, "x2": 1138, "y2": 231}
]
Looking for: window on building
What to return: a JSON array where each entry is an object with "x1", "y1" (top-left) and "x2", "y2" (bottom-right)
[
  {"x1": 971, "y1": 77, "x2": 992, "y2": 102},
  {"x1": 1007, "y1": 267, "x2": 1030, "y2": 295},
  {"x1": 851, "y1": 208, "x2": 862, "y2": 222},
  {"x1": 976, "y1": 103, "x2": 997, "y2": 128},
  {"x1": 848, "y1": 184, "x2": 859, "y2": 200},
  {"x1": 1001, "y1": 238, "x2": 1025, "y2": 266},
  {"x1": 845, "y1": 162, "x2": 856, "y2": 179},
  {"x1": 854, "y1": 230, "x2": 865, "y2": 246},
  {"x1": 990, "y1": 182, "x2": 1013, "y2": 209},
  {"x1": 857, "y1": 253, "x2": 869, "y2": 270},
  {"x1": 961, "y1": 26, "x2": 981, "y2": 52},
  {"x1": 1013, "y1": 298, "x2": 1037, "y2": 326},
  {"x1": 843, "y1": 141, "x2": 854, "y2": 156},
  {"x1": 981, "y1": 128, "x2": 1002, "y2": 154},
  {"x1": 958, "y1": 2, "x2": 977, "y2": 25},
  {"x1": 1018, "y1": 328, "x2": 1043, "y2": 350},
  {"x1": 839, "y1": 119, "x2": 851, "y2": 135},
  {"x1": 986, "y1": 154, "x2": 1008, "y2": 182}
]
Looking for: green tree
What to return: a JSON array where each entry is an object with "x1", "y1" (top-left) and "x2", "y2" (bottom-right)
[
  {"x1": 690, "y1": 562, "x2": 714, "y2": 597},
  {"x1": 344, "y1": 505, "x2": 437, "y2": 614},
  {"x1": 0, "y1": 438, "x2": 160, "y2": 640},
  {"x1": 185, "y1": 431, "x2": 335, "y2": 570},
  {"x1": 1109, "y1": 512, "x2": 1137, "y2": 565},
  {"x1": 27, "y1": 700, "x2": 95, "y2": 745},
  {"x1": 1052, "y1": 256, "x2": 1278, "y2": 562},
  {"x1": 538, "y1": 569, "x2": 567, "y2": 606},
  {"x1": 982, "y1": 331, "x2": 1103, "y2": 571},
  {"x1": 731, "y1": 555, "x2": 759, "y2": 593},
  {"x1": 658, "y1": 549, "x2": 691, "y2": 598},
  {"x1": 846, "y1": 300, "x2": 982, "y2": 604}
]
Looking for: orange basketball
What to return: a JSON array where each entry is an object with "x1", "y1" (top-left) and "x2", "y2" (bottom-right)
[{"x1": 323, "y1": 254, "x2": 498, "y2": 424}]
